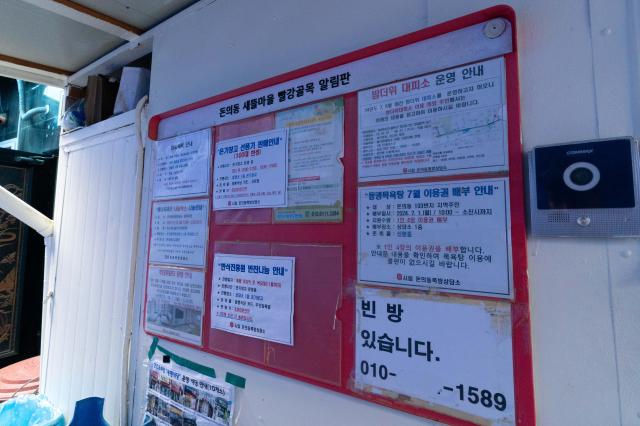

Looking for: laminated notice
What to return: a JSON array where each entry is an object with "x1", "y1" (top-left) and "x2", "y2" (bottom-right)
[
  {"x1": 145, "y1": 360, "x2": 234, "y2": 426},
  {"x1": 212, "y1": 254, "x2": 295, "y2": 345},
  {"x1": 149, "y1": 198, "x2": 209, "y2": 268},
  {"x1": 358, "y1": 58, "x2": 507, "y2": 182},
  {"x1": 358, "y1": 178, "x2": 512, "y2": 298},
  {"x1": 213, "y1": 129, "x2": 288, "y2": 210},
  {"x1": 274, "y1": 98, "x2": 344, "y2": 222},
  {"x1": 145, "y1": 266, "x2": 205, "y2": 345},
  {"x1": 153, "y1": 129, "x2": 211, "y2": 199},
  {"x1": 355, "y1": 286, "x2": 515, "y2": 424}
]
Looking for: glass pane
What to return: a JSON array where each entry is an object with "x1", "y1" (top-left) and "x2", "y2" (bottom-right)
[{"x1": 0, "y1": 76, "x2": 62, "y2": 154}]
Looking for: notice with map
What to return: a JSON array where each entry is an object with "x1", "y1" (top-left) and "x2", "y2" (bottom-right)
[{"x1": 358, "y1": 58, "x2": 508, "y2": 182}]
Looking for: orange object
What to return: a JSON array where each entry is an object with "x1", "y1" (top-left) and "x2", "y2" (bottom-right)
[{"x1": 0, "y1": 356, "x2": 40, "y2": 402}]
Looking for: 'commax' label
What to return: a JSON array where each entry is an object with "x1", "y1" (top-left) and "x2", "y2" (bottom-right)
[{"x1": 566, "y1": 149, "x2": 594, "y2": 155}]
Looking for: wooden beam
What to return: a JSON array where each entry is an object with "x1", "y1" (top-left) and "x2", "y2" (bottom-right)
[
  {"x1": 0, "y1": 53, "x2": 71, "y2": 76},
  {"x1": 21, "y1": 0, "x2": 143, "y2": 41}
]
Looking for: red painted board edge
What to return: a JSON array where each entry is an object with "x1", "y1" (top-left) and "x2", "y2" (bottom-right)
[{"x1": 142, "y1": 5, "x2": 536, "y2": 426}]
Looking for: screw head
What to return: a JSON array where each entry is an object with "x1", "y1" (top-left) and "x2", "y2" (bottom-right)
[{"x1": 483, "y1": 18, "x2": 507, "y2": 39}]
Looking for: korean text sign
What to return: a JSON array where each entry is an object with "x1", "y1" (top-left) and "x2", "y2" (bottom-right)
[
  {"x1": 358, "y1": 58, "x2": 507, "y2": 181},
  {"x1": 355, "y1": 286, "x2": 515, "y2": 423},
  {"x1": 212, "y1": 254, "x2": 295, "y2": 345},
  {"x1": 146, "y1": 360, "x2": 234, "y2": 426},
  {"x1": 153, "y1": 129, "x2": 211, "y2": 200},
  {"x1": 213, "y1": 129, "x2": 288, "y2": 210},
  {"x1": 147, "y1": 10, "x2": 532, "y2": 425},
  {"x1": 145, "y1": 266, "x2": 205, "y2": 345},
  {"x1": 358, "y1": 178, "x2": 512, "y2": 298},
  {"x1": 149, "y1": 198, "x2": 209, "y2": 268}
]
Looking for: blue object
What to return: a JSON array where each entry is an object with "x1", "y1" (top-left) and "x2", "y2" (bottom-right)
[
  {"x1": 0, "y1": 394, "x2": 64, "y2": 426},
  {"x1": 68, "y1": 397, "x2": 109, "y2": 426},
  {"x1": 142, "y1": 413, "x2": 156, "y2": 426}
]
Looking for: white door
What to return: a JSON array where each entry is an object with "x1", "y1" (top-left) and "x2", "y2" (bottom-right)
[{"x1": 41, "y1": 113, "x2": 141, "y2": 425}]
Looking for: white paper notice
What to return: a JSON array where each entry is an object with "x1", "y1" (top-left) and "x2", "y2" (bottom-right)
[
  {"x1": 274, "y1": 98, "x2": 344, "y2": 222},
  {"x1": 146, "y1": 360, "x2": 234, "y2": 426},
  {"x1": 153, "y1": 128, "x2": 211, "y2": 199},
  {"x1": 358, "y1": 58, "x2": 507, "y2": 182},
  {"x1": 213, "y1": 129, "x2": 288, "y2": 210},
  {"x1": 212, "y1": 254, "x2": 295, "y2": 345},
  {"x1": 355, "y1": 287, "x2": 515, "y2": 424},
  {"x1": 145, "y1": 266, "x2": 204, "y2": 345},
  {"x1": 149, "y1": 198, "x2": 209, "y2": 268},
  {"x1": 358, "y1": 178, "x2": 511, "y2": 298}
]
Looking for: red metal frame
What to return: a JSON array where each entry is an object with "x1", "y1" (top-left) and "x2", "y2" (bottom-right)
[{"x1": 144, "y1": 5, "x2": 535, "y2": 425}]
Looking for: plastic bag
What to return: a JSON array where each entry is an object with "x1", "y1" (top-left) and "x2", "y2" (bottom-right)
[
  {"x1": 0, "y1": 394, "x2": 64, "y2": 426},
  {"x1": 61, "y1": 98, "x2": 85, "y2": 132}
]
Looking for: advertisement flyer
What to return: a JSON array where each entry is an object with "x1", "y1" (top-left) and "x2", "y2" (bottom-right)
[
  {"x1": 145, "y1": 360, "x2": 234, "y2": 426},
  {"x1": 355, "y1": 286, "x2": 515, "y2": 425},
  {"x1": 153, "y1": 129, "x2": 211, "y2": 200},
  {"x1": 358, "y1": 178, "x2": 512, "y2": 298},
  {"x1": 213, "y1": 129, "x2": 288, "y2": 210},
  {"x1": 274, "y1": 98, "x2": 344, "y2": 222},
  {"x1": 212, "y1": 254, "x2": 295, "y2": 345},
  {"x1": 358, "y1": 58, "x2": 507, "y2": 182},
  {"x1": 149, "y1": 198, "x2": 209, "y2": 268},
  {"x1": 145, "y1": 267, "x2": 205, "y2": 345}
]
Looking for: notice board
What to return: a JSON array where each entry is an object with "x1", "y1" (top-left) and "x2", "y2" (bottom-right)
[{"x1": 145, "y1": 6, "x2": 534, "y2": 425}]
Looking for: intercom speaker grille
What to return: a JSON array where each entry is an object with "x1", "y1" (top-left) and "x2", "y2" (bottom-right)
[{"x1": 546, "y1": 212, "x2": 570, "y2": 223}]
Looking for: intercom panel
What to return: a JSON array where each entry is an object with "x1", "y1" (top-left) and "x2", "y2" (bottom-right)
[{"x1": 528, "y1": 137, "x2": 640, "y2": 237}]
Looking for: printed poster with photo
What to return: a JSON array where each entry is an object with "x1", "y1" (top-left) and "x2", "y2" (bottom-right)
[
  {"x1": 144, "y1": 360, "x2": 235, "y2": 426},
  {"x1": 145, "y1": 266, "x2": 205, "y2": 345}
]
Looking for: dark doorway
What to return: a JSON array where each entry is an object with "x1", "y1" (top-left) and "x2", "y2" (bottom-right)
[{"x1": 0, "y1": 148, "x2": 56, "y2": 368}]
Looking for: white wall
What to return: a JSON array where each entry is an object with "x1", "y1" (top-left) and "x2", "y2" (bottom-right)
[{"x1": 128, "y1": 0, "x2": 640, "y2": 424}]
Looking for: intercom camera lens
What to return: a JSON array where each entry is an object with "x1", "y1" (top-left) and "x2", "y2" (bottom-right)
[
  {"x1": 569, "y1": 167, "x2": 594, "y2": 186},
  {"x1": 562, "y1": 161, "x2": 600, "y2": 192}
]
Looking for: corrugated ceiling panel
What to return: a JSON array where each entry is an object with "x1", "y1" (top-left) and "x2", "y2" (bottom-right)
[
  {"x1": 0, "y1": 0, "x2": 123, "y2": 71},
  {"x1": 76, "y1": 0, "x2": 198, "y2": 30},
  {"x1": 42, "y1": 122, "x2": 139, "y2": 424}
]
